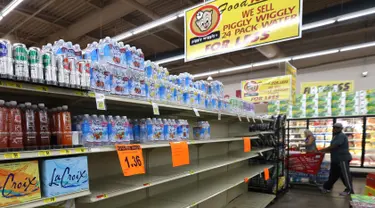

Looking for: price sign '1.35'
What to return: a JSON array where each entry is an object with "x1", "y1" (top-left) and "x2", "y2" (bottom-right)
[{"x1": 116, "y1": 144, "x2": 145, "y2": 176}]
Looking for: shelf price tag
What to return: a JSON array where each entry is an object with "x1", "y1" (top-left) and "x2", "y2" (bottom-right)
[
  {"x1": 43, "y1": 197, "x2": 56, "y2": 204},
  {"x1": 4, "y1": 152, "x2": 20, "y2": 159},
  {"x1": 244, "y1": 177, "x2": 249, "y2": 183},
  {"x1": 95, "y1": 93, "x2": 106, "y2": 111},
  {"x1": 87, "y1": 91, "x2": 96, "y2": 97},
  {"x1": 75, "y1": 148, "x2": 86, "y2": 153},
  {"x1": 218, "y1": 113, "x2": 221, "y2": 121},
  {"x1": 151, "y1": 102, "x2": 160, "y2": 115},
  {"x1": 238, "y1": 114, "x2": 242, "y2": 122},
  {"x1": 34, "y1": 85, "x2": 48, "y2": 92},
  {"x1": 170, "y1": 141, "x2": 190, "y2": 167},
  {"x1": 59, "y1": 149, "x2": 72, "y2": 155},
  {"x1": 264, "y1": 168, "x2": 270, "y2": 180},
  {"x1": 116, "y1": 144, "x2": 145, "y2": 176},
  {"x1": 5, "y1": 81, "x2": 22, "y2": 89},
  {"x1": 75, "y1": 91, "x2": 87, "y2": 96},
  {"x1": 243, "y1": 137, "x2": 251, "y2": 153},
  {"x1": 193, "y1": 108, "x2": 200, "y2": 117},
  {"x1": 96, "y1": 194, "x2": 108, "y2": 199},
  {"x1": 38, "y1": 150, "x2": 51, "y2": 156}
]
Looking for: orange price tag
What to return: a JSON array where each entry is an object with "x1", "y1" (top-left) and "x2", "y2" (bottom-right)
[
  {"x1": 244, "y1": 177, "x2": 249, "y2": 183},
  {"x1": 170, "y1": 141, "x2": 190, "y2": 167},
  {"x1": 116, "y1": 144, "x2": 145, "y2": 176},
  {"x1": 243, "y1": 137, "x2": 251, "y2": 152},
  {"x1": 264, "y1": 168, "x2": 270, "y2": 180}
]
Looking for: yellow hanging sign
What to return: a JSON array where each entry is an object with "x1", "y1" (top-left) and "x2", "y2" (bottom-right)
[
  {"x1": 285, "y1": 61, "x2": 297, "y2": 103},
  {"x1": 241, "y1": 75, "x2": 292, "y2": 103},
  {"x1": 301, "y1": 81, "x2": 354, "y2": 94},
  {"x1": 184, "y1": 0, "x2": 303, "y2": 61}
]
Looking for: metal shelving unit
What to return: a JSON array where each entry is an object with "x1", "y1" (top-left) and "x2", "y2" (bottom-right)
[
  {"x1": 79, "y1": 147, "x2": 274, "y2": 203},
  {"x1": 0, "y1": 78, "x2": 278, "y2": 208},
  {"x1": 3, "y1": 191, "x2": 91, "y2": 208},
  {"x1": 224, "y1": 192, "x2": 275, "y2": 208},
  {"x1": 123, "y1": 165, "x2": 273, "y2": 208}
]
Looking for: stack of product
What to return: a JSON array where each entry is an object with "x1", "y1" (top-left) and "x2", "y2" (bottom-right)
[
  {"x1": 0, "y1": 37, "x2": 255, "y2": 115},
  {"x1": 0, "y1": 156, "x2": 89, "y2": 207},
  {"x1": 74, "y1": 115, "x2": 191, "y2": 146},
  {"x1": 0, "y1": 100, "x2": 73, "y2": 151},
  {"x1": 0, "y1": 39, "x2": 90, "y2": 89},
  {"x1": 193, "y1": 121, "x2": 211, "y2": 140},
  {"x1": 271, "y1": 88, "x2": 375, "y2": 118}
]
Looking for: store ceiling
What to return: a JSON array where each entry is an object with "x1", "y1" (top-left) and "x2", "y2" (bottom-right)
[{"x1": 1, "y1": 0, "x2": 375, "y2": 78}]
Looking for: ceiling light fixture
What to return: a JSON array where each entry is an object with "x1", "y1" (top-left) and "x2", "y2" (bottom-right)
[
  {"x1": 154, "y1": 54, "x2": 185, "y2": 65},
  {"x1": 292, "y1": 49, "x2": 339, "y2": 60},
  {"x1": 133, "y1": 15, "x2": 178, "y2": 35},
  {"x1": 252, "y1": 58, "x2": 292, "y2": 67},
  {"x1": 196, "y1": 41, "x2": 375, "y2": 78},
  {"x1": 193, "y1": 71, "x2": 219, "y2": 78},
  {"x1": 337, "y1": 7, "x2": 375, "y2": 22},
  {"x1": 0, "y1": 0, "x2": 23, "y2": 19},
  {"x1": 302, "y1": 19, "x2": 336, "y2": 30},
  {"x1": 340, "y1": 42, "x2": 375, "y2": 52}
]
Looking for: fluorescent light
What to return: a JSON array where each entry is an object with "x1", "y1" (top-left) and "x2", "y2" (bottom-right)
[
  {"x1": 292, "y1": 49, "x2": 339, "y2": 60},
  {"x1": 338, "y1": 8, "x2": 375, "y2": 22},
  {"x1": 219, "y1": 64, "x2": 252, "y2": 73},
  {"x1": 253, "y1": 58, "x2": 291, "y2": 67},
  {"x1": 193, "y1": 71, "x2": 219, "y2": 78},
  {"x1": 178, "y1": 12, "x2": 185, "y2": 18},
  {"x1": 340, "y1": 41, "x2": 375, "y2": 52},
  {"x1": 155, "y1": 54, "x2": 184, "y2": 65},
  {"x1": 113, "y1": 32, "x2": 133, "y2": 42},
  {"x1": 133, "y1": 16, "x2": 178, "y2": 35},
  {"x1": 302, "y1": 19, "x2": 336, "y2": 31},
  {"x1": 1, "y1": 0, "x2": 23, "y2": 17}
]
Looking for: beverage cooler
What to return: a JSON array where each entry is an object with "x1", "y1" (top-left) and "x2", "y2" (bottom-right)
[{"x1": 287, "y1": 116, "x2": 375, "y2": 169}]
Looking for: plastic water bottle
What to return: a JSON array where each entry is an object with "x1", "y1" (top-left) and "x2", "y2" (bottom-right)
[
  {"x1": 152, "y1": 118, "x2": 159, "y2": 141},
  {"x1": 146, "y1": 118, "x2": 153, "y2": 142},
  {"x1": 176, "y1": 119, "x2": 183, "y2": 140},
  {"x1": 140, "y1": 119, "x2": 147, "y2": 143},
  {"x1": 163, "y1": 119, "x2": 170, "y2": 141},
  {"x1": 108, "y1": 115, "x2": 115, "y2": 144},
  {"x1": 99, "y1": 115, "x2": 108, "y2": 145},
  {"x1": 122, "y1": 116, "x2": 130, "y2": 143},
  {"x1": 81, "y1": 114, "x2": 92, "y2": 146}
]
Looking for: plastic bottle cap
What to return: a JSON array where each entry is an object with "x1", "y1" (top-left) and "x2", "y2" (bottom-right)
[
  {"x1": 57, "y1": 107, "x2": 62, "y2": 111},
  {"x1": 0, "y1": 100, "x2": 5, "y2": 105},
  {"x1": 38, "y1": 103, "x2": 45, "y2": 108},
  {"x1": 10, "y1": 101, "x2": 17, "y2": 105},
  {"x1": 32, "y1": 105, "x2": 38, "y2": 109},
  {"x1": 62, "y1": 105, "x2": 68, "y2": 110}
]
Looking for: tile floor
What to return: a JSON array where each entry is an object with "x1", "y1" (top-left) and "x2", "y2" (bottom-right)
[{"x1": 269, "y1": 177, "x2": 366, "y2": 208}]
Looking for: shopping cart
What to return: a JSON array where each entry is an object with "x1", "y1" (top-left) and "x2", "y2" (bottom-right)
[{"x1": 287, "y1": 152, "x2": 325, "y2": 187}]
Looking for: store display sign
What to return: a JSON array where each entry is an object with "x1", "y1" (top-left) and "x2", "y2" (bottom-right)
[
  {"x1": 170, "y1": 141, "x2": 190, "y2": 167},
  {"x1": 116, "y1": 144, "x2": 145, "y2": 176},
  {"x1": 285, "y1": 61, "x2": 297, "y2": 104},
  {"x1": 301, "y1": 80, "x2": 354, "y2": 94},
  {"x1": 184, "y1": 0, "x2": 303, "y2": 61},
  {"x1": 241, "y1": 75, "x2": 292, "y2": 103}
]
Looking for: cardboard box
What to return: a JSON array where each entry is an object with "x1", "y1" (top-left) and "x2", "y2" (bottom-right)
[
  {"x1": 40, "y1": 156, "x2": 89, "y2": 197},
  {"x1": 0, "y1": 160, "x2": 41, "y2": 207}
]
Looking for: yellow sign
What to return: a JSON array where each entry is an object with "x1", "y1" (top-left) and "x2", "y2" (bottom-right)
[
  {"x1": 285, "y1": 62, "x2": 297, "y2": 103},
  {"x1": 184, "y1": 0, "x2": 302, "y2": 61},
  {"x1": 301, "y1": 81, "x2": 354, "y2": 94},
  {"x1": 241, "y1": 75, "x2": 292, "y2": 103}
]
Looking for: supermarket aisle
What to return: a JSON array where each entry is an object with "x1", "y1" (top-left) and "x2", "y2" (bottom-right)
[{"x1": 269, "y1": 178, "x2": 365, "y2": 208}]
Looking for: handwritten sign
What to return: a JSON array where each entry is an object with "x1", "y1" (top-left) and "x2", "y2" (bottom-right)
[
  {"x1": 170, "y1": 141, "x2": 190, "y2": 167},
  {"x1": 116, "y1": 144, "x2": 145, "y2": 176},
  {"x1": 243, "y1": 137, "x2": 251, "y2": 152}
]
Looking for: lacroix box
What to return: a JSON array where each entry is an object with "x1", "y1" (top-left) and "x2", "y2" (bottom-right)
[
  {"x1": 40, "y1": 156, "x2": 89, "y2": 197},
  {"x1": 0, "y1": 160, "x2": 41, "y2": 206}
]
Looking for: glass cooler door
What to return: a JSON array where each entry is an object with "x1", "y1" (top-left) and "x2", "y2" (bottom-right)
[
  {"x1": 337, "y1": 117, "x2": 364, "y2": 167},
  {"x1": 288, "y1": 120, "x2": 307, "y2": 152},
  {"x1": 309, "y1": 119, "x2": 333, "y2": 151},
  {"x1": 365, "y1": 117, "x2": 375, "y2": 167}
]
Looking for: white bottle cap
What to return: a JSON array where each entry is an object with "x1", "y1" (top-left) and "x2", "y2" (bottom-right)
[
  {"x1": 62, "y1": 105, "x2": 68, "y2": 110},
  {"x1": 38, "y1": 103, "x2": 45, "y2": 108},
  {"x1": 25, "y1": 102, "x2": 32, "y2": 107},
  {"x1": 0, "y1": 100, "x2": 5, "y2": 105}
]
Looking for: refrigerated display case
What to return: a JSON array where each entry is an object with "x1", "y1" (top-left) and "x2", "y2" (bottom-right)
[
  {"x1": 336, "y1": 117, "x2": 363, "y2": 167},
  {"x1": 309, "y1": 119, "x2": 333, "y2": 150},
  {"x1": 365, "y1": 117, "x2": 375, "y2": 167},
  {"x1": 287, "y1": 120, "x2": 307, "y2": 151}
]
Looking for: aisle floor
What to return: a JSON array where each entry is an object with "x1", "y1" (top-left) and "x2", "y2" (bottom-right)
[{"x1": 269, "y1": 178, "x2": 366, "y2": 208}]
